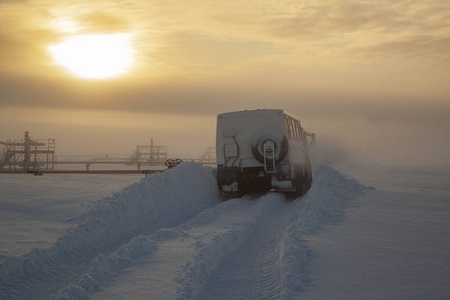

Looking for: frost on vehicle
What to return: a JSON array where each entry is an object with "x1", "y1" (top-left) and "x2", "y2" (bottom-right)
[{"x1": 216, "y1": 109, "x2": 315, "y2": 198}]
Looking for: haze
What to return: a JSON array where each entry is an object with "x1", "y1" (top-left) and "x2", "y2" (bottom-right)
[{"x1": 1, "y1": 0, "x2": 449, "y2": 166}]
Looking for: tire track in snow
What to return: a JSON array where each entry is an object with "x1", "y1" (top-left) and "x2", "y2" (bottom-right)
[
  {"x1": 84, "y1": 196, "x2": 285, "y2": 300},
  {"x1": 175, "y1": 193, "x2": 294, "y2": 300},
  {"x1": 1, "y1": 165, "x2": 365, "y2": 299},
  {"x1": 195, "y1": 196, "x2": 297, "y2": 299},
  {"x1": 0, "y1": 163, "x2": 219, "y2": 300},
  {"x1": 178, "y1": 166, "x2": 366, "y2": 299},
  {"x1": 55, "y1": 165, "x2": 365, "y2": 299}
]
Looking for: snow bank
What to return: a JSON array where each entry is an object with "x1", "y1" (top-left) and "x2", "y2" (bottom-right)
[
  {"x1": 53, "y1": 235, "x2": 159, "y2": 300},
  {"x1": 174, "y1": 166, "x2": 366, "y2": 299},
  {"x1": 0, "y1": 162, "x2": 219, "y2": 300},
  {"x1": 278, "y1": 165, "x2": 366, "y2": 297},
  {"x1": 56, "y1": 198, "x2": 253, "y2": 299},
  {"x1": 297, "y1": 165, "x2": 366, "y2": 233},
  {"x1": 1, "y1": 164, "x2": 366, "y2": 300}
]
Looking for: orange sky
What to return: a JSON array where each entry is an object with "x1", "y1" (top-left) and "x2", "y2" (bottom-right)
[{"x1": 1, "y1": 0, "x2": 449, "y2": 166}]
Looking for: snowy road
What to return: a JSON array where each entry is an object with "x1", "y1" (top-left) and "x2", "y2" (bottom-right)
[
  {"x1": 197, "y1": 198, "x2": 294, "y2": 300},
  {"x1": 4, "y1": 163, "x2": 447, "y2": 299},
  {"x1": 0, "y1": 163, "x2": 365, "y2": 299},
  {"x1": 90, "y1": 184, "x2": 348, "y2": 300}
]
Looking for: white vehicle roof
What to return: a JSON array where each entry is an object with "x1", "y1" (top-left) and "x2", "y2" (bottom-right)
[{"x1": 217, "y1": 109, "x2": 300, "y2": 121}]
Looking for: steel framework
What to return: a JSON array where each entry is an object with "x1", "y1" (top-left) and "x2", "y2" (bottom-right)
[
  {"x1": 0, "y1": 132, "x2": 55, "y2": 170},
  {"x1": 129, "y1": 139, "x2": 168, "y2": 165}
]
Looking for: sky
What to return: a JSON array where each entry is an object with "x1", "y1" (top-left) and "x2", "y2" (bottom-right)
[{"x1": 1, "y1": 0, "x2": 449, "y2": 166}]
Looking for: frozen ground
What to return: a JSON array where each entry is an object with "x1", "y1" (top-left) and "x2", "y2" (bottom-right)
[
  {"x1": 0, "y1": 174, "x2": 142, "y2": 257},
  {"x1": 0, "y1": 162, "x2": 449, "y2": 299},
  {"x1": 303, "y1": 164, "x2": 450, "y2": 300}
]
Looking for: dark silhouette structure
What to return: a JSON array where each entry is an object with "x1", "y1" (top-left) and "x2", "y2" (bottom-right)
[{"x1": 0, "y1": 132, "x2": 55, "y2": 170}]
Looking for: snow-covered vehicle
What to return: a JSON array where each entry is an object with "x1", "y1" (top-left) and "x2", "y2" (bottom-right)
[{"x1": 216, "y1": 109, "x2": 315, "y2": 198}]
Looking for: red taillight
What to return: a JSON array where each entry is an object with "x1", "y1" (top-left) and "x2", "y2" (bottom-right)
[
  {"x1": 276, "y1": 174, "x2": 291, "y2": 180},
  {"x1": 218, "y1": 178, "x2": 234, "y2": 184}
]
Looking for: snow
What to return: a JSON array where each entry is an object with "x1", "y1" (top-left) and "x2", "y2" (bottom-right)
[
  {"x1": 301, "y1": 189, "x2": 450, "y2": 300},
  {"x1": 0, "y1": 174, "x2": 142, "y2": 257},
  {"x1": 302, "y1": 165, "x2": 450, "y2": 300},
  {"x1": 0, "y1": 162, "x2": 219, "y2": 299},
  {"x1": 1, "y1": 162, "x2": 449, "y2": 299}
]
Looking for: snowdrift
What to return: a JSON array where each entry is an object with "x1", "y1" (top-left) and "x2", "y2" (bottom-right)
[
  {"x1": 58, "y1": 165, "x2": 365, "y2": 299},
  {"x1": 1, "y1": 164, "x2": 366, "y2": 300},
  {"x1": 277, "y1": 165, "x2": 366, "y2": 296},
  {"x1": 176, "y1": 166, "x2": 366, "y2": 299},
  {"x1": 0, "y1": 162, "x2": 219, "y2": 300}
]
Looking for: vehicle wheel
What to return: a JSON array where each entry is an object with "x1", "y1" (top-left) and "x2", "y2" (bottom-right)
[{"x1": 251, "y1": 133, "x2": 288, "y2": 164}]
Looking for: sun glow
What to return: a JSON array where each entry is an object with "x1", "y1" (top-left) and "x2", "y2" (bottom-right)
[{"x1": 49, "y1": 34, "x2": 134, "y2": 79}]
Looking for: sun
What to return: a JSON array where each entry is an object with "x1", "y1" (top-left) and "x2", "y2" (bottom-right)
[{"x1": 49, "y1": 34, "x2": 134, "y2": 79}]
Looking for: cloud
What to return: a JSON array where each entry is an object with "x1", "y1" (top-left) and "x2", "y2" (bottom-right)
[
  {"x1": 267, "y1": 0, "x2": 449, "y2": 37},
  {"x1": 2, "y1": 0, "x2": 449, "y2": 76},
  {"x1": 1, "y1": 0, "x2": 449, "y2": 165},
  {"x1": 75, "y1": 12, "x2": 132, "y2": 34},
  {"x1": 148, "y1": 30, "x2": 274, "y2": 75},
  {"x1": 0, "y1": 5, "x2": 57, "y2": 71},
  {"x1": 263, "y1": 0, "x2": 450, "y2": 68},
  {"x1": 354, "y1": 35, "x2": 450, "y2": 66},
  {"x1": 2, "y1": 70, "x2": 449, "y2": 129}
]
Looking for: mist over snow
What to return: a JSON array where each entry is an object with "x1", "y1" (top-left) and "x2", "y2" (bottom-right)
[
  {"x1": 1, "y1": 162, "x2": 449, "y2": 299},
  {"x1": 1, "y1": 0, "x2": 449, "y2": 296}
]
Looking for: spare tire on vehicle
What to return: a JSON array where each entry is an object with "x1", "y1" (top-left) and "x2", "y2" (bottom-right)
[{"x1": 251, "y1": 131, "x2": 288, "y2": 164}]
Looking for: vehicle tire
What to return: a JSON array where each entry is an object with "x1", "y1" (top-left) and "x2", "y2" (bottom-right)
[{"x1": 251, "y1": 133, "x2": 288, "y2": 164}]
